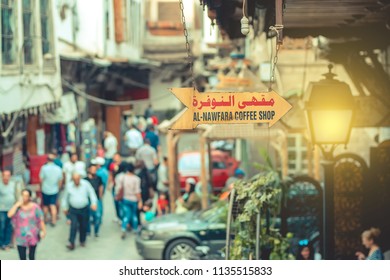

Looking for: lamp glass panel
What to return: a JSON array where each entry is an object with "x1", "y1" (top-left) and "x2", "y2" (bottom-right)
[{"x1": 310, "y1": 110, "x2": 353, "y2": 144}]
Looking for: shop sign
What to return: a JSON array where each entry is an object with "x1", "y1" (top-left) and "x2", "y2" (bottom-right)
[{"x1": 170, "y1": 88, "x2": 292, "y2": 129}]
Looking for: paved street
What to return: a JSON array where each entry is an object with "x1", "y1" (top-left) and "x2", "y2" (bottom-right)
[{"x1": 0, "y1": 194, "x2": 143, "y2": 260}]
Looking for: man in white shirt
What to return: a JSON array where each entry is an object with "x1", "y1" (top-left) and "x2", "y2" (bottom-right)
[
  {"x1": 124, "y1": 125, "x2": 143, "y2": 156},
  {"x1": 103, "y1": 131, "x2": 118, "y2": 164},
  {"x1": 39, "y1": 155, "x2": 63, "y2": 226},
  {"x1": 63, "y1": 153, "x2": 87, "y2": 187},
  {"x1": 62, "y1": 173, "x2": 97, "y2": 250}
]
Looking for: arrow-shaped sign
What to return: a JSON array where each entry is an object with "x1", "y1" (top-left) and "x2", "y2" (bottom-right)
[{"x1": 170, "y1": 88, "x2": 292, "y2": 129}]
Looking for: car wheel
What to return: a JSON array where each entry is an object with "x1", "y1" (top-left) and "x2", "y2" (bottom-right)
[{"x1": 164, "y1": 239, "x2": 197, "y2": 260}]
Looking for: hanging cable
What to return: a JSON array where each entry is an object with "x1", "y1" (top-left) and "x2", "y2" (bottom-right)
[{"x1": 62, "y1": 79, "x2": 174, "y2": 106}]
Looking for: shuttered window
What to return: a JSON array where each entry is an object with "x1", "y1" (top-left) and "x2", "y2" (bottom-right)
[{"x1": 1, "y1": 0, "x2": 16, "y2": 65}]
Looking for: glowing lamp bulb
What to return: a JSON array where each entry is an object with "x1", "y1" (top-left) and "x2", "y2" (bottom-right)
[{"x1": 241, "y1": 16, "x2": 249, "y2": 35}]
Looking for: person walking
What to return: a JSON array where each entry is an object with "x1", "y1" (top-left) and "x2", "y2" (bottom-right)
[
  {"x1": 144, "y1": 104, "x2": 154, "y2": 120},
  {"x1": 157, "y1": 156, "x2": 169, "y2": 195},
  {"x1": 62, "y1": 173, "x2": 97, "y2": 250},
  {"x1": 94, "y1": 157, "x2": 109, "y2": 192},
  {"x1": 135, "y1": 139, "x2": 159, "y2": 188},
  {"x1": 85, "y1": 165, "x2": 104, "y2": 237},
  {"x1": 115, "y1": 163, "x2": 142, "y2": 239},
  {"x1": 144, "y1": 125, "x2": 160, "y2": 153},
  {"x1": 39, "y1": 155, "x2": 63, "y2": 226},
  {"x1": 124, "y1": 125, "x2": 143, "y2": 156},
  {"x1": 108, "y1": 154, "x2": 124, "y2": 223},
  {"x1": 7, "y1": 189, "x2": 46, "y2": 260},
  {"x1": 62, "y1": 153, "x2": 87, "y2": 187},
  {"x1": 135, "y1": 160, "x2": 153, "y2": 204},
  {"x1": 0, "y1": 170, "x2": 20, "y2": 250},
  {"x1": 103, "y1": 131, "x2": 118, "y2": 168}
]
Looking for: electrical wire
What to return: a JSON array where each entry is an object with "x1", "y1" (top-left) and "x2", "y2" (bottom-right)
[
  {"x1": 62, "y1": 79, "x2": 174, "y2": 106},
  {"x1": 242, "y1": 0, "x2": 247, "y2": 17}
]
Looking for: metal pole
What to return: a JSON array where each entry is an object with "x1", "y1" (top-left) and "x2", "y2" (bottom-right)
[
  {"x1": 255, "y1": 211, "x2": 261, "y2": 260},
  {"x1": 225, "y1": 188, "x2": 236, "y2": 260},
  {"x1": 200, "y1": 133, "x2": 209, "y2": 209},
  {"x1": 322, "y1": 159, "x2": 335, "y2": 259}
]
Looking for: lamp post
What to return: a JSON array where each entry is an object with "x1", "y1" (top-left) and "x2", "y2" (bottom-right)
[{"x1": 305, "y1": 64, "x2": 355, "y2": 260}]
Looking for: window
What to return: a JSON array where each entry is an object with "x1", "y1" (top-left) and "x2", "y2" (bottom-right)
[
  {"x1": 129, "y1": 0, "x2": 141, "y2": 46},
  {"x1": 22, "y1": 0, "x2": 35, "y2": 65},
  {"x1": 287, "y1": 133, "x2": 313, "y2": 176},
  {"x1": 212, "y1": 161, "x2": 226, "y2": 170},
  {"x1": 1, "y1": 0, "x2": 16, "y2": 65},
  {"x1": 40, "y1": 0, "x2": 53, "y2": 61}
]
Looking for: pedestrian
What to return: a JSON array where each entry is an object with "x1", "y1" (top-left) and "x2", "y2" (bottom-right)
[
  {"x1": 108, "y1": 154, "x2": 124, "y2": 223},
  {"x1": 135, "y1": 160, "x2": 153, "y2": 204},
  {"x1": 296, "y1": 239, "x2": 314, "y2": 260},
  {"x1": 94, "y1": 157, "x2": 109, "y2": 193},
  {"x1": 124, "y1": 125, "x2": 143, "y2": 156},
  {"x1": 7, "y1": 189, "x2": 46, "y2": 260},
  {"x1": 144, "y1": 125, "x2": 160, "y2": 153},
  {"x1": 51, "y1": 150, "x2": 63, "y2": 168},
  {"x1": 39, "y1": 154, "x2": 63, "y2": 226},
  {"x1": 62, "y1": 153, "x2": 87, "y2": 187},
  {"x1": 177, "y1": 178, "x2": 201, "y2": 212},
  {"x1": 140, "y1": 199, "x2": 156, "y2": 225},
  {"x1": 103, "y1": 131, "x2": 118, "y2": 168},
  {"x1": 220, "y1": 169, "x2": 245, "y2": 201},
  {"x1": 356, "y1": 227, "x2": 384, "y2": 260},
  {"x1": 157, "y1": 193, "x2": 169, "y2": 216},
  {"x1": 157, "y1": 156, "x2": 169, "y2": 195},
  {"x1": 0, "y1": 170, "x2": 21, "y2": 250},
  {"x1": 144, "y1": 104, "x2": 154, "y2": 120},
  {"x1": 96, "y1": 144, "x2": 105, "y2": 158},
  {"x1": 135, "y1": 139, "x2": 159, "y2": 188},
  {"x1": 62, "y1": 173, "x2": 98, "y2": 250},
  {"x1": 85, "y1": 164, "x2": 104, "y2": 237},
  {"x1": 115, "y1": 163, "x2": 142, "y2": 239}
]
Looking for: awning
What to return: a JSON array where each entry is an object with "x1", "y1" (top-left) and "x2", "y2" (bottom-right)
[{"x1": 44, "y1": 93, "x2": 78, "y2": 124}]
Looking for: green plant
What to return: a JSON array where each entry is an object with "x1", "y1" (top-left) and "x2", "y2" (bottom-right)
[{"x1": 229, "y1": 150, "x2": 295, "y2": 260}]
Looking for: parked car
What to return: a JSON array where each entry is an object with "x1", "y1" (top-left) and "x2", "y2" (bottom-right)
[
  {"x1": 136, "y1": 203, "x2": 228, "y2": 260},
  {"x1": 178, "y1": 150, "x2": 239, "y2": 191}
]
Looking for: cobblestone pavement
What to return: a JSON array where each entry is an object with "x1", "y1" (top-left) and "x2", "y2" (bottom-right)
[{"x1": 0, "y1": 194, "x2": 143, "y2": 260}]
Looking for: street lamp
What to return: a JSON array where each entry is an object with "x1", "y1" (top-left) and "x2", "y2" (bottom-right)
[{"x1": 304, "y1": 64, "x2": 355, "y2": 260}]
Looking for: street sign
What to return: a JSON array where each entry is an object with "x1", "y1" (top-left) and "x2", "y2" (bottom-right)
[{"x1": 170, "y1": 88, "x2": 292, "y2": 129}]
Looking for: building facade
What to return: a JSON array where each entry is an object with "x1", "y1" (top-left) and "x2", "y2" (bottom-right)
[{"x1": 0, "y1": 0, "x2": 62, "y2": 175}]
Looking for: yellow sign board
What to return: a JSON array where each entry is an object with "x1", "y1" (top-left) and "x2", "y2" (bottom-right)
[{"x1": 170, "y1": 88, "x2": 292, "y2": 129}]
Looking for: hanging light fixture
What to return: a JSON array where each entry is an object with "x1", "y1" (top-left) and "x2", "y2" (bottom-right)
[{"x1": 241, "y1": 0, "x2": 249, "y2": 35}]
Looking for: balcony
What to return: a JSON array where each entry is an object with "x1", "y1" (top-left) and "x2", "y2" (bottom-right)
[{"x1": 142, "y1": 20, "x2": 192, "y2": 64}]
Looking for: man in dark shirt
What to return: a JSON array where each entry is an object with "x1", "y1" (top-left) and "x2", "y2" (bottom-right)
[
  {"x1": 144, "y1": 125, "x2": 160, "y2": 152},
  {"x1": 85, "y1": 164, "x2": 103, "y2": 237}
]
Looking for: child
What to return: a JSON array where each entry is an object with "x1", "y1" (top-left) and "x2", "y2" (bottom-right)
[
  {"x1": 97, "y1": 144, "x2": 105, "y2": 158},
  {"x1": 140, "y1": 199, "x2": 156, "y2": 225},
  {"x1": 157, "y1": 193, "x2": 169, "y2": 216}
]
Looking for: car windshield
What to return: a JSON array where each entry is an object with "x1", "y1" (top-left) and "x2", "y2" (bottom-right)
[
  {"x1": 178, "y1": 154, "x2": 201, "y2": 171},
  {"x1": 179, "y1": 154, "x2": 225, "y2": 171}
]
